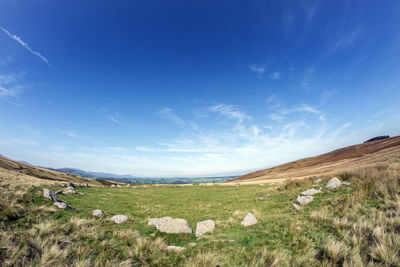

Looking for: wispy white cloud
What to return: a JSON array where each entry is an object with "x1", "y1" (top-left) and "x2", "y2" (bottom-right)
[
  {"x1": 157, "y1": 107, "x2": 185, "y2": 125},
  {"x1": 270, "y1": 72, "x2": 280, "y2": 80},
  {"x1": 209, "y1": 104, "x2": 251, "y2": 124},
  {"x1": 249, "y1": 64, "x2": 265, "y2": 77},
  {"x1": 0, "y1": 27, "x2": 54, "y2": 68},
  {"x1": 57, "y1": 129, "x2": 78, "y2": 138},
  {"x1": 0, "y1": 137, "x2": 38, "y2": 146},
  {"x1": 334, "y1": 28, "x2": 364, "y2": 49},
  {"x1": 100, "y1": 107, "x2": 126, "y2": 126},
  {"x1": 0, "y1": 73, "x2": 24, "y2": 99}
]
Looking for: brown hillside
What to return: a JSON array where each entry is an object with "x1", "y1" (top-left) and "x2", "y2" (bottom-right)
[
  {"x1": 228, "y1": 135, "x2": 400, "y2": 185},
  {"x1": 0, "y1": 155, "x2": 120, "y2": 187}
]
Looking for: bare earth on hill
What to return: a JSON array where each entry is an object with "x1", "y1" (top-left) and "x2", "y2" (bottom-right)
[{"x1": 227, "y1": 136, "x2": 400, "y2": 185}]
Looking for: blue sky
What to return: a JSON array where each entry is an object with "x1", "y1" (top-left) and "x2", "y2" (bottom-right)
[{"x1": 1, "y1": 1, "x2": 400, "y2": 177}]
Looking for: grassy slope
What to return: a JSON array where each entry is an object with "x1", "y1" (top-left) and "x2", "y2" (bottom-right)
[
  {"x1": 229, "y1": 135, "x2": 400, "y2": 184},
  {"x1": 2, "y1": 160, "x2": 400, "y2": 266},
  {"x1": 0, "y1": 155, "x2": 118, "y2": 186}
]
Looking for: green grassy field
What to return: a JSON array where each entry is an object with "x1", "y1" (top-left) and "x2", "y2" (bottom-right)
[{"x1": 1, "y1": 161, "x2": 400, "y2": 266}]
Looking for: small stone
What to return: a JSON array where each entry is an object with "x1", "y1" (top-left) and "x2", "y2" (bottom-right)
[
  {"x1": 110, "y1": 215, "x2": 128, "y2": 224},
  {"x1": 68, "y1": 182, "x2": 75, "y2": 188},
  {"x1": 314, "y1": 178, "x2": 322, "y2": 184},
  {"x1": 196, "y1": 219, "x2": 215, "y2": 238},
  {"x1": 325, "y1": 177, "x2": 342, "y2": 190},
  {"x1": 301, "y1": 189, "x2": 322, "y2": 196},
  {"x1": 54, "y1": 202, "x2": 67, "y2": 209},
  {"x1": 296, "y1": 195, "x2": 314, "y2": 205},
  {"x1": 297, "y1": 226, "x2": 303, "y2": 231},
  {"x1": 62, "y1": 188, "x2": 76, "y2": 195},
  {"x1": 188, "y1": 242, "x2": 197, "y2": 247},
  {"x1": 167, "y1": 246, "x2": 185, "y2": 252},
  {"x1": 55, "y1": 190, "x2": 63, "y2": 195},
  {"x1": 148, "y1": 217, "x2": 192, "y2": 234},
  {"x1": 293, "y1": 203, "x2": 301, "y2": 211},
  {"x1": 241, "y1": 213, "x2": 257, "y2": 227},
  {"x1": 92, "y1": 209, "x2": 104, "y2": 217},
  {"x1": 342, "y1": 181, "x2": 351, "y2": 186}
]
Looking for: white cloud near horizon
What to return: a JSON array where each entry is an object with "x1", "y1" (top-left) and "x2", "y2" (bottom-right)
[{"x1": 1, "y1": 27, "x2": 54, "y2": 68}]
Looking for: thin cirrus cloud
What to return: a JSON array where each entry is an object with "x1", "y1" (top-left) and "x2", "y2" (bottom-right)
[
  {"x1": 0, "y1": 27, "x2": 54, "y2": 68},
  {"x1": 157, "y1": 107, "x2": 185, "y2": 125},
  {"x1": 270, "y1": 72, "x2": 280, "y2": 80},
  {"x1": 57, "y1": 129, "x2": 78, "y2": 138},
  {"x1": 0, "y1": 73, "x2": 24, "y2": 99}
]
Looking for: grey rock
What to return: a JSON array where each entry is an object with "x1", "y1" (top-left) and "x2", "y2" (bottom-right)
[
  {"x1": 314, "y1": 178, "x2": 322, "y2": 184},
  {"x1": 296, "y1": 195, "x2": 314, "y2": 205},
  {"x1": 92, "y1": 209, "x2": 104, "y2": 217},
  {"x1": 241, "y1": 213, "x2": 257, "y2": 227},
  {"x1": 167, "y1": 246, "x2": 185, "y2": 252},
  {"x1": 188, "y1": 242, "x2": 197, "y2": 247},
  {"x1": 110, "y1": 215, "x2": 128, "y2": 224},
  {"x1": 43, "y1": 188, "x2": 58, "y2": 202},
  {"x1": 148, "y1": 217, "x2": 192, "y2": 234},
  {"x1": 55, "y1": 190, "x2": 63, "y2": 195},
  {"x1": 301, "y1": 189, "x2": 322, "y2": 196},
  {"x1": 62, "y1": 188, "x2": 77, "y2": 195},
  {"x1": 196, "y1": 219, "x2": 215, "y2": 238},
  {"x1": 54, "y1": 202, "x2": 67, "y2": 209},
  {"x1": 342, "y1": 181, "x2": 351, "y2": 186},
  {"x1": 325, "y1": 177, "x2": 342, "y2": 190},
  {"x1": 68, "y1": 182, "x2": 75, "y2": 188},
  {"x1": 293, "y1": 203, "x2": 301, "y2": 211}
]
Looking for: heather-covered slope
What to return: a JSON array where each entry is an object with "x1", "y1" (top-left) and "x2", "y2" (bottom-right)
[{"x1": 229, "y1": 136, "x2": 400, "y2": 184}]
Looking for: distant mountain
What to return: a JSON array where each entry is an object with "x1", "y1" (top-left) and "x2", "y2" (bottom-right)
[
  {"x1": 46, "y1": 167, "x2": 136, "y2": 179},
  {"x1": 18, "y1": 161, "x2": 32, "y2": 165}
]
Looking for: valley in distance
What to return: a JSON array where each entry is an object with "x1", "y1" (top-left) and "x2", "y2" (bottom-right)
[{"x1": 1, "y1": 135, "x2": 400, "y2": 266}]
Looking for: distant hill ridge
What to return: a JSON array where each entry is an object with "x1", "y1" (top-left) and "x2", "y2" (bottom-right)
[{"x1": 228, "y1": 135, "x2": 400, "y2": 184}]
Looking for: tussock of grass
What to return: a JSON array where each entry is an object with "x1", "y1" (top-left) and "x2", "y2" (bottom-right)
[{"x1": 1, "y1": 160, "x2": 400, "y2": 266}]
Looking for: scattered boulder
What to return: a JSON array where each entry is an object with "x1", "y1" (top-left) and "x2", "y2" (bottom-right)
[
  {"x1": 43, "y1": 188, "x2": 58, "y2": 202},
  {"x1": 301, "y1": 189, "x2": 322, "y2": 196},
  {"x1": 148, "y1": 217, "x2": 192, "y2": 234},
  {"x1": 117, "y1": 185, "x2": 122, "y2": 188},
  {"x1": 92, "y1": 209, "x2": 104, "y2": 217},
  {"x1": 293, "y1": 203, "x2": 301, "y2": 211},
  {"x1": 188, "y1": 242, "x2": 197, "y2": 247},
  {"x1": 110, "y1": 215, "x2": 128, "y2": 224},
  {"x1": 325, "y1": 177, "x2": 342, "y2": 190},
  {"x1": 111, "y1": 185, "x2": 116, "y2": 188},
  {"x1": 54, "y1": 202, "x2": 67, "y2": 209},
  {"x1": 196, "y1": 219, "x2": 215, "y2": 238},
  {"x1": 68, "y1": 182, "x2": 75, "y2": 188},
  {"x1": 62, "y1": 187, "x2": 77, "y2": 195},
  {"x1": 342, "y1": 181, "x2": 351, "y2": 186},
  {"x1": 55, "y1": 190, "x2": 63, "y2": 195},
  {"x1": 314, "y1": 178, "x2": 322, "y2": 184},
  {"x1": 167, "y1": 246, "x2": 186, "y2": 252},
  {"x1": 296, "y1": 195, "x2": 314, "y2": 205},
  {"x1": 241, "y1": 213, "x2": 257, "y2": 227}
]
